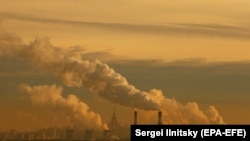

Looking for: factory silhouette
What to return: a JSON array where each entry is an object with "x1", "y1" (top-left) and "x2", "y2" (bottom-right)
[{"x1": 0, "y1": 109, "x2": 163, "y2": 141}]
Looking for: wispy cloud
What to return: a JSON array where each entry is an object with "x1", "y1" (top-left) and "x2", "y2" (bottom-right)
[{"x1": 1, "y1": 12, "x2": 250, "y2": 39}]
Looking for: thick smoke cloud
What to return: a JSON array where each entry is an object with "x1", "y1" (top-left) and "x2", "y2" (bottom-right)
[
  {"x1": 11, "y1": 37, "x2": 160, "y2": 110},
  {"x1": 18, "y1": 84, "x2": 108, "y2": 130},
  {"x1": 144, "y1": 89, "x2": 224, "y2": 124},
  {"x1": 0, "y1": 32, "x2": 224, "y2": 124}
]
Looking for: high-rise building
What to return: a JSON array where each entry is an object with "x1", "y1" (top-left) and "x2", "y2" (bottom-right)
[
  {"x1": 108, "y1": 107, "x2": 122, "y2": 130},
  {"x1": 107, "y1": 107, "x2": 130, "y2": 140}
]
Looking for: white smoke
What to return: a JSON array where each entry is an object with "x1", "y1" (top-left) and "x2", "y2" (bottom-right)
[
  {"x1": 18, "y1": 84, "x2": 108, "y2": 130},
  {"x1": 13, "y1": 37, "x2": 160, "y2": 110},
  {"x1": 141, "y1": 89, "x2": 224, "y2": 124},
  {"x1": 0, "y1": 32, "x2": 224, "y2": 124}
]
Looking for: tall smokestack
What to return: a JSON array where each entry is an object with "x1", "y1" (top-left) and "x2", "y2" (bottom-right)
[
  {"x1": 134, "y1": 111, "x2": 138, "y2": 125},
  {"x1": 158, "y1": 111, "x2": 162, "y2": 125}
]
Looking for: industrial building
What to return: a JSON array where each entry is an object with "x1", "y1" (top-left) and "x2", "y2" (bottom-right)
[{"x1": 0, "y1": 110, "x2": 163, "y2": 141}]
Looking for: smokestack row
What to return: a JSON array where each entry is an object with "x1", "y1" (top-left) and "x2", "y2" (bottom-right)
[{"x1": 133, "y1": 110, "x2": 162, "y2": 125}]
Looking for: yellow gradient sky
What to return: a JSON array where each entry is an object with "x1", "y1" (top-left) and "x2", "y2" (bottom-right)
[
  {"x1": 0, "y1": 0, "x2": 250, "y2": 131},
  {"x1": 1, "y1": 0, "x2": 250, "y2": 61}
]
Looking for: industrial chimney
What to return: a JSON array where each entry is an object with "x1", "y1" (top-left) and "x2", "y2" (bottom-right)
[
  {"x1": 158, "y1": 111, "x2": 162, "y2": 125},
  {"x1": 134, "y1": 111, "x2": 138, "y2": 125}
]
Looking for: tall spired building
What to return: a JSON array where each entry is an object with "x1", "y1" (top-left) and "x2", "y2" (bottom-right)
[
  {"x1": 107, "y1": 107, "x2": 130, "y2": 139},
  {"x1": 108, "y1": 107, "x2": 121, "y2": 130}
]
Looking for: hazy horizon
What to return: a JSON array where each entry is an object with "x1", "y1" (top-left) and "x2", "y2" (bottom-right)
[{"x1": 0, "y1": 0, "x2": 250, "y2": 132}]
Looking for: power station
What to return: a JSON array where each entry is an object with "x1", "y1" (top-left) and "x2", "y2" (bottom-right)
[
  {"x1": 0, "y1": 110, "x2": 164, "y2": 141},
  {"x1": 133, "y1": 110, "x2": 163, "y2": 125}
]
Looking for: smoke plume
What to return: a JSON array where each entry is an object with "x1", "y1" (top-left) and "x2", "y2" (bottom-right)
[
  {"x1": 18, "y1": 84, "x2": 108, "y2": 130},
  {"x1": 0, "y1": 32, "x2": 224, "y2": 124},
  {"x1": 148, "y1": 89, "x2": 223, "y2": 124}
]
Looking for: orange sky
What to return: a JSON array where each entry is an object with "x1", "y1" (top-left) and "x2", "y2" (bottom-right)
[
  {"x1": 1, "y1": 0, "x2": 250, "y2": 62},
  {"x1": 0, "y1": 0, "x2": 250, "y2": 131}
]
